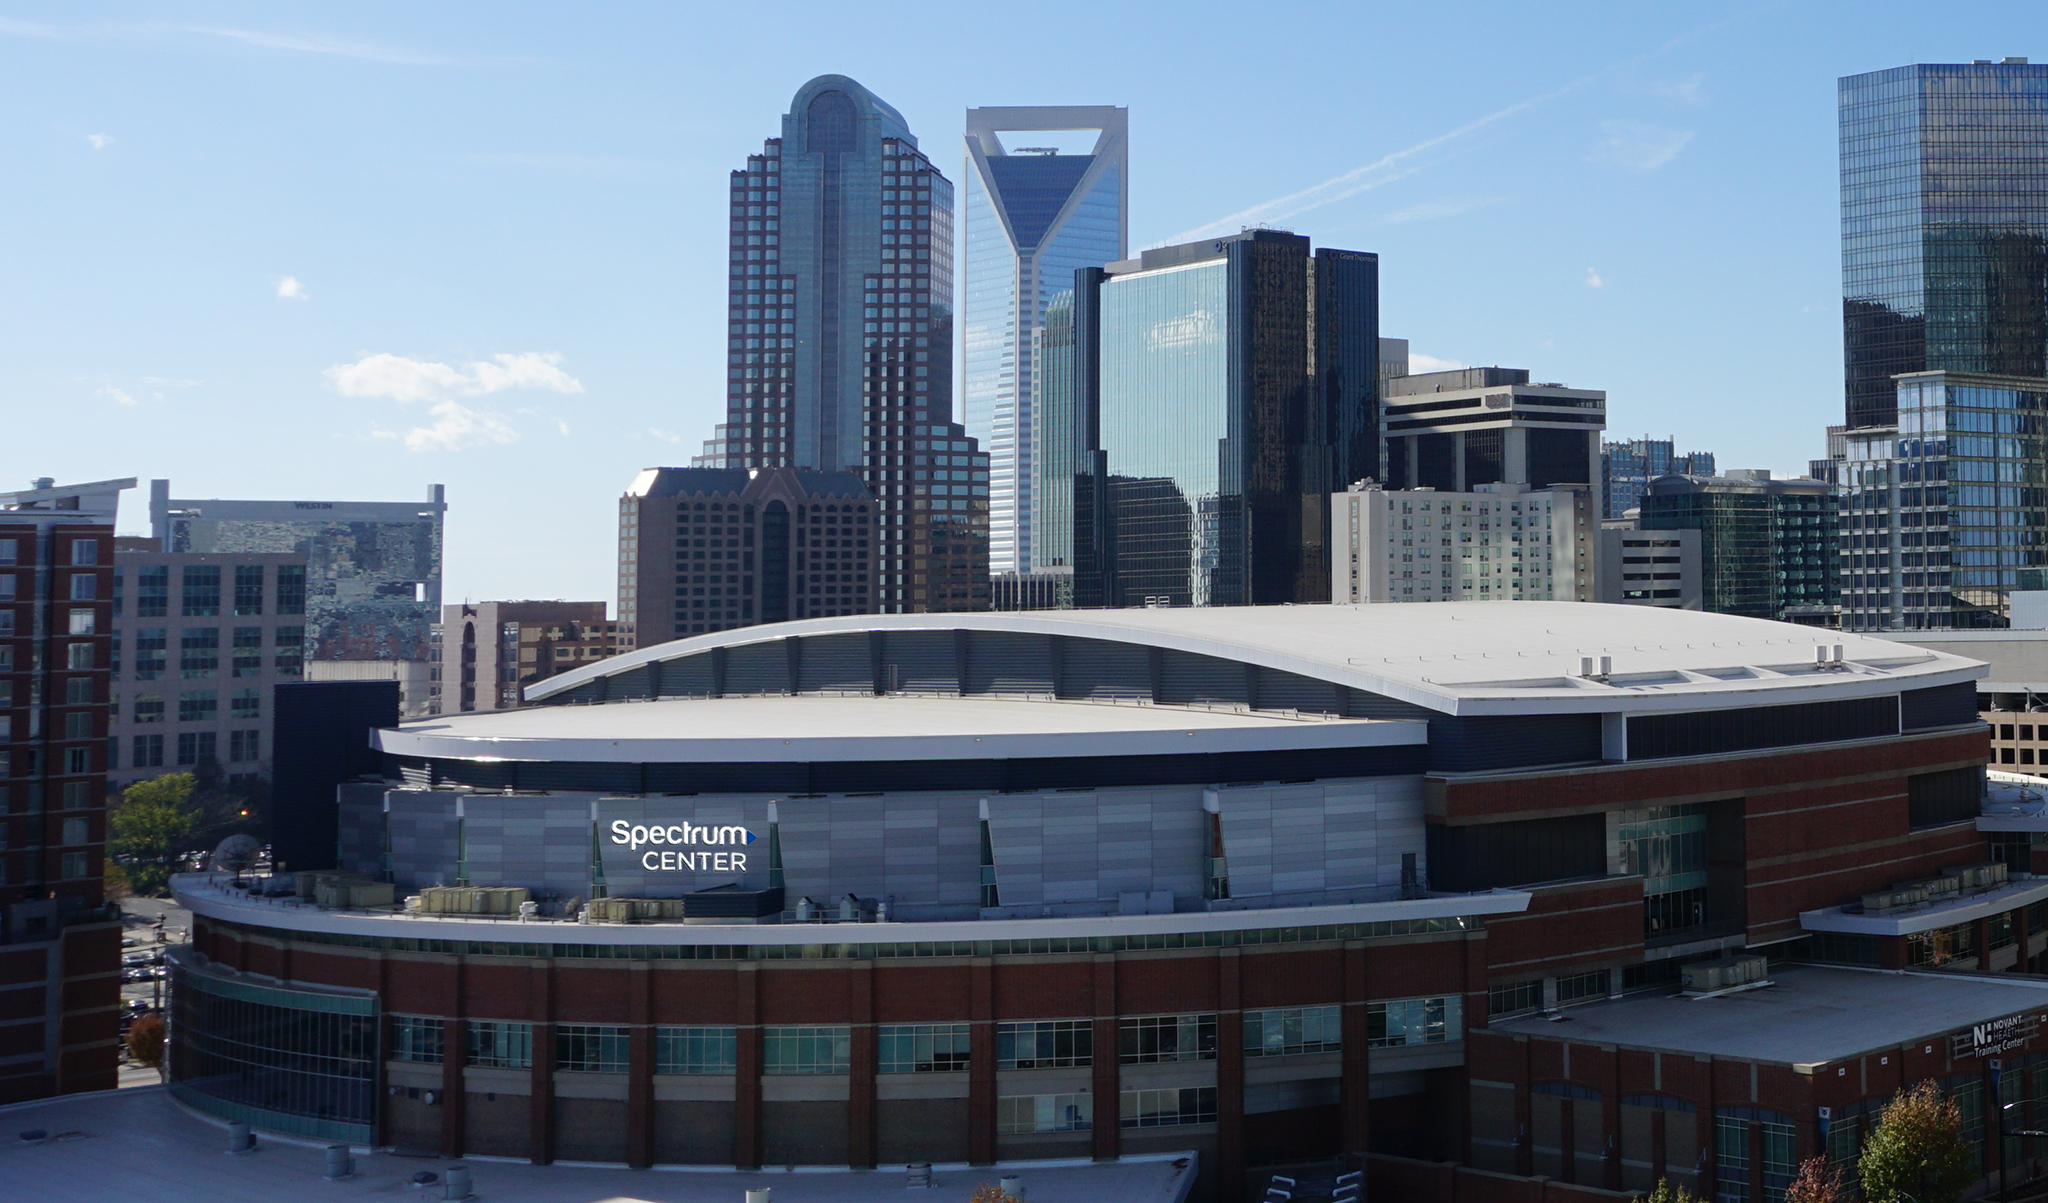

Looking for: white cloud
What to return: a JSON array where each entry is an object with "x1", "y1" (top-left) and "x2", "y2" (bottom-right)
[
  {"x1": 403, "y1": 400, "x2": 518, "y2": 453},
  {"x1": 85, "y1": 133, "x2": 111, "y2": 150},
  {"x1": 1586, "y1": 267, "x2": 1605, "y2": 289},
  {"x1": 556, "y1": 420, "x2": 571, "y2": 436},
  {"x1": 324, "y1": 351, "x2": 584, "y2": 452},
  {"x1": 649, "y1": 428, "x2": 682, "y2": 443},
  {"x1": 276, "y1": 275, "x2": 308, "y2": 300},
  {"x1": 1408, "y1": 353, "x2": 1467, "y2": 374},
  {"x1": 1384, "y1": 195, "x2": 1505, "y2": 224},
  {"x1": 1588, "y1": 120, "x2": 1694, "y2": 172},
  {"x1": 97, "y1": 385, "x2": 136, "y2": 406},
  {"x1": 469, "y1": 352, "x2": 584, "y2": 395}
]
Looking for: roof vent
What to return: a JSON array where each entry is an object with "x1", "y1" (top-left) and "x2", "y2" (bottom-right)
[
  {"x1": 1814, "y1": 644, "x2": 1845, "y2": 670},
  {"x1": 1577, "y1": 655, "x2": 1612, "y2": 681},
  {"x1": 2005, "y1": 57, "x2": 2029, "y2": 65}
]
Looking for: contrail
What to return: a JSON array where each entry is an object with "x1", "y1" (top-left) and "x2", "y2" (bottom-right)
[
  {"x1": 1159, "y1": 76, "x2": 1598, "y2": 245},
  {"x1": 1154, "y1": 8, "x2": 1766, "y2": 248}
]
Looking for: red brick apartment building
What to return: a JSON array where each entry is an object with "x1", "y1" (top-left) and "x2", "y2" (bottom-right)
[{"x1": 0, "y1": 477, "x2": 131, "y2": 1102}]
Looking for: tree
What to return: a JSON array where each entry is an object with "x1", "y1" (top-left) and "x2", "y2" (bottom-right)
[
  {"x1": 1784, "y1": 1156, "x2": 1848, "y2": 1203},
  {"x1": 110, "y1": 774, "x2": 200, "y2": 896},
  {"x1": 1858, "y1": 1080, "x2": 1976, "y2": 1203},
  {"x1": 126, "y1": 1012, "x2": 165, "y2": 1074},
  {"x1": 1643, "y1": 1178, "x2": 1704, "y2": 1203}
]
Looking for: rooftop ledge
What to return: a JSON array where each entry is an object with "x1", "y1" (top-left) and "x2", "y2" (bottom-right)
[
  {"x1": 170, "y1": 873, "x2": 1531, "y2": 947},
  {"x1": 1800, "y1": 875, "x2": 2048, "y2": 937}
]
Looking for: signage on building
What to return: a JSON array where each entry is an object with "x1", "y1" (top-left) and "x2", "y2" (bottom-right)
[
  {"x1": 608, "y1": 820, "x2": 756, "y2": 873},
  {"x1": 1950, "y1": 1013, "x2": 2042, "y2": 1059}
]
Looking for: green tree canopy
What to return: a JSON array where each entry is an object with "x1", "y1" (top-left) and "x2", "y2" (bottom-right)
[
  {"x1": 1858, "y1": 1079, "x2": 1976, "y2": 1203},
  {"x1": 110, "y1": 773, "x2": 199, "y2": 864}
]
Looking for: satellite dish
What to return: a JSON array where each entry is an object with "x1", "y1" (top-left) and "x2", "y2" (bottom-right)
[{"x1": 210, "y1": 834, "x2": 262, "y2": 872}]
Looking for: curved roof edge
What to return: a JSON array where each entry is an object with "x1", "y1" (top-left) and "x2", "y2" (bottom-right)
[
  {"x1": 525, "y1": 606, "x2": 1987, "y2": 717},
  {"x1": 173, "y1": 873, "x2": 1530, "y2": 948}
]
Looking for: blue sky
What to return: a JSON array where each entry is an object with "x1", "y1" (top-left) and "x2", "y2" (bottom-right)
[{"x1": 0, "y1": 2, "x2": 2035, "y2": 605}]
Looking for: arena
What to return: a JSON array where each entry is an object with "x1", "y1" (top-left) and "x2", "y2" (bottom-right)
[{"x1": 169, "y1": 603, "x2": 2010, "y2": 1201}]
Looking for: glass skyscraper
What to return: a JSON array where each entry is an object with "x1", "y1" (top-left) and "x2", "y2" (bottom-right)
[
  {"x1": 698, "y1": 75, "x2": 990, "y2": 613},
  {"x1": 1837, "y1": 60, "x2": 2048, "y2": 629},
  {"x1": 1637, "y1": 473, "x2": 1837, "y2": 620},
  {"x1": 1055, "y1": 231, "x2": 1378, "y2": 608},
  {"x1": 1843, "y1": 60, "x2": 2048, "y2": 428},
  {"x1": 962, "y1": 106, "x2": 1127, "y2": 575}
]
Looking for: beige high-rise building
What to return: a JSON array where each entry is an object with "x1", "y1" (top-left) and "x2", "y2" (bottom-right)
[
  {"x1": 619, "y1": 467, "x2": 877, "y2": 648},
  {"x1": 434, "y1": 601, "x2": 627, "y2": 713}
]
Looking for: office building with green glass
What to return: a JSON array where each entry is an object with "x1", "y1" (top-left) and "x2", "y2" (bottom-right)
[
  {"x1": 1835, "y1": 59, "x2": 2048, "y2": 629},
  {"x1": 1638, "y1": 471, "x2": 1839, "y2": 621},
  {"x1": 1047, "y1": 231, "x2": 1377, "y2": 608}
]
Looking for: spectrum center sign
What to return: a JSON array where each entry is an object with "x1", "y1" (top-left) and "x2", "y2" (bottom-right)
[{"x1": 607, "y1": 818, "x2": 758, "y2": 874}]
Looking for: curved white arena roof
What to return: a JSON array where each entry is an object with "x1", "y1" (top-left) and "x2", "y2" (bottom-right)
[
  {"x1": 377, "y1": 693, "x2": 1424, "y2": 764},
  {"x1": 525, "y1": 602, "x2": 1984, "y2": 717}
]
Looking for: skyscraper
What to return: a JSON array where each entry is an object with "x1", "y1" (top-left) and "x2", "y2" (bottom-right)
[
  {"x1": 1638, "y1": 471, "x2": 1838, "y2": 621},
  {"x1": 701, "y1": 75, "x2": 989, "y2": 614},
  {"x1": 1842, "y1": 59, "x2": 2048, "y2": 428},
  {"x1": 961, "y1": 106, "x2": 1127, "y2": 575},
  {"x1": 0, "y1": 476, "x2": 129, "y2": 1102},
  {"x1": 1057, "y1": 230, "x2": 1378, "y2": 608},
  {"x1": 1837, "y1": 60, "x2": 2048, "y2": 629}
]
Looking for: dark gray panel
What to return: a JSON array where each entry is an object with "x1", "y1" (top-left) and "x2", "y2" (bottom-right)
[
  {"x1": 1158, "y1": 648, "x2": 1249, "y2": 706},
  {"x1": 797, "y1": 632, "x2": 874, "y2": 694},
  {"x1": 1059, "y1": 636, "x2": 1150, "y2": 699},
  {"x1": 965, "y1": 630, "x2": 1056, "y2": 696},
  {"x1": 657, "y1": 653, "x2": 718, "y2": 698},
  {"x1": 1428, "y1": 714, "x2": 1602, "y2": 772},
  {"x1": 608, "y1": 665, "x2": 654, "y2": 700},
  {"x1": 723, "y1": 641, "x2": 790, "y2": 695},
  {"x1": 1257, "y1": 666, "x2": 1344, "y2": 714},
  {"x1": 1346, "y1": 688, "x2": 1440, "y2": 720},
  {"x1": 883, "y1": 630, "x2": 960, "y2": 695},
  {"x1": 1901, "y1": 681, "x2": 1979, "y2": 732}
]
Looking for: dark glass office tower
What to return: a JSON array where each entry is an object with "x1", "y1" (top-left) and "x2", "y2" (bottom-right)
[
  {"x1": 1638, "y1": 473, "x2": 1839, "y2": 620},
  {"x1": 1842, "y1": 60, "x2": 2048, "y2": 428},
  {"x1": 699, "y1": 76, "x2": 989, "y2": 614},
  {"x1": 1061, "y1": 231, "x2": 1376, "y2": 608},
  {"x1": 1837, "y1": 59, "x2": 2048, "y2": 630}
]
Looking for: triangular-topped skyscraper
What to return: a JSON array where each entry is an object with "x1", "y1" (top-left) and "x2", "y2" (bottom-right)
[{"x1": 961, "y1": 107, "x2": 1128, "y2": 577}]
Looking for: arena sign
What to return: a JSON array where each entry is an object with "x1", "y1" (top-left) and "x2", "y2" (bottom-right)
[{"x1": 608, "y1": 820, "x2": 757, "y2": 873}]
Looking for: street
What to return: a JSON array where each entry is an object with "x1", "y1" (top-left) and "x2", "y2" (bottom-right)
[{"x1": 115, "y1": 892, "x2": 190, "y2": 1088}]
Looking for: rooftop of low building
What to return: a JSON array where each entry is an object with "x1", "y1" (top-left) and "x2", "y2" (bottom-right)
[{"x1": 1491, "y1": 964, "x2": 2048, "y2": 1070}]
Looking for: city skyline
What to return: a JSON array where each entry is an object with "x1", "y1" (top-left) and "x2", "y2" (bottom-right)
[{"x1": 1, "y1": 3, "x2": 2041, "y2": 605}]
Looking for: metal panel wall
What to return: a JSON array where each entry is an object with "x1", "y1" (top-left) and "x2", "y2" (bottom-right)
[
  {"x1": 882, "y1": 630, "x2": 960, "y2": 695},
  {"x1": 797, "y1": 632, "x2": 875, "y2": 694},
  {"x1": 1058, "y1": 638, "x2": 1151, "y2": 699},
  {"x1": 964, "y1": 631, "x2": 1057, "y2": 696},
  {"x1": 1214, "y1": 777, "x2": 1424, "y2": 899},
  {"x1": 1157, "y1": 649, "x2": 1249, "y2": 706},
  {"x1": 723, "y1": 641, "x2": 791, "y2": 695}
]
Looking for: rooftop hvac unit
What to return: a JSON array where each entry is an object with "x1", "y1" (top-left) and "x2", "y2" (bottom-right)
[
  {"x1": 1862, "y1": 884, "x2": 1931, "y2": 914},
  {"x1": 1682, "y1": 954, "x2": 1769, "y2": 994},
  {"x1": 1949, "y1": 862, "x2": 2009, "y2": 892}
]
